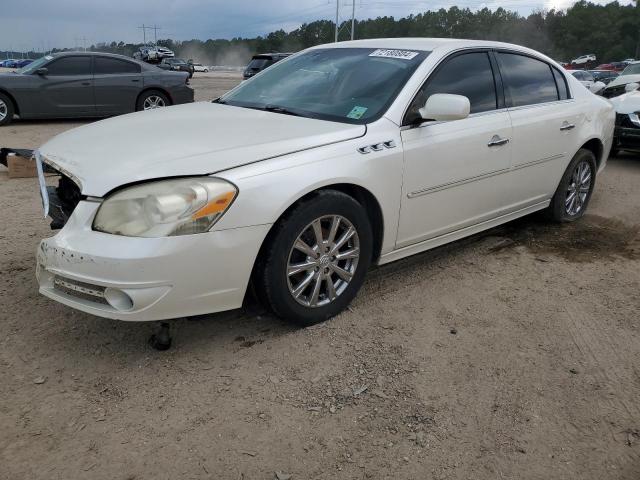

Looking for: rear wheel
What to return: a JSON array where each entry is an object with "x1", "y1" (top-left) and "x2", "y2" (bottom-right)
[
  {"x1": 136, "y1": 90, "x2": 169, "y2": 111},
  {"x1": 547, "y1": 148, "x2": 596, "y2": 222},
  {"x1": 0, "y1": 92, "x2": 15, "y2": 126},
  {"x1": 256, "y1": 190, "x2": 373, "y2": 326}
]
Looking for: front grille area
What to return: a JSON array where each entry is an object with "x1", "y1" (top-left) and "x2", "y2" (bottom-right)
[
  {"x1": 53, "y1": 276, "x2": 109, "y2": 305},
  {"x1": 47, "y1": 173, "x2": 82, "y2": 230}
]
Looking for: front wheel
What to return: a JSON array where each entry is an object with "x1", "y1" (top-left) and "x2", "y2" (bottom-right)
[
  {"x1": 256, "y1": 190, "x2": 373, "y2": 326},
  {"x1": 546, "y1": 148, "x2": 596, "y2": 222}
]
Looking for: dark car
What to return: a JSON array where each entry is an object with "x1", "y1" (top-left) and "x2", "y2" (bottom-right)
[
  {"x1": 14, "y1": 59, "x2": 33, "y2": 69},
  {"x1": 0, "y1": 52, "x2": 194, "y2": 126},
  {"x1": 157, "y1": 58, "x2": 194, "y2": 78},
  {"x1": 590, "y1": 69, "x2": 619, "y2": 85},
  {"x1": 613, "y1": 112, "x2": 640, "y2": 155},
  {"x1": 243, "y1": 53, "x2": 292, "y2": 79}
]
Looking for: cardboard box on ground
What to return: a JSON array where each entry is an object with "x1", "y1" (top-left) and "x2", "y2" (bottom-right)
[{"x1": 7, "y1": 154, "x2": 37, "y2": 178}]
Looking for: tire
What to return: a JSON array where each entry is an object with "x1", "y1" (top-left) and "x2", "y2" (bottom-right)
[
  {"x1": 256, "y1": 190, "x2": 373, "y2": 326},
  {"x1": 136, "y1": 90, "x2": 170, "y2": 111},
  {"x1": 204, "y1": 69, "x2": 209, "y2": 73},
  {"x1": 0, "y1": 92, "x2": 15, "y2": 126},
  {"x1": 546, "y1": 148, "x2": 597, "y2": 222}
]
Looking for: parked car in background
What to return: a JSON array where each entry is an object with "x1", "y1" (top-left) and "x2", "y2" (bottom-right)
[
  {"x1": 0, "y1": 52, "x2": 193, "y2": 126},
  {"x1": 133, "y1": 45, "x2": 175, "y2": 63},
  {"x1": 191, "y1": 63, "x2": 209, "y2": 72},
  {"x1": 602, "y1": 61, "x2": 640, "y2": 98},
  {"x1": 13, "y1": 59, "x2": 33, "y2": 69},
  {"x1": 243, "y1": 53, "x2": 291, "y2": 79},
  {"x1": 568, "y1": 70, "x2": 605, "y2": 93},
  {"x1": 0, "y1": 59, "x2": 17, "y2": 67},
  {"x1": 34, "y1": 39, "x2": 613, "y2": 326},
  {"x1": 595, "y1": 63, "x2": 615, "y2": 70},
  {"x1": 158, "y1": 58, "x2": 194, "y2": 78},
  {"x1": 609, "y1": 85, "x2": 640, "y2": 154},
  {"x1": 610, "y1": 61, "x2": 628, "y2": 72},
  {"x1": 571, "y1": 54, "x2": 596, "y2": 66},
  {"x1": 590, "y1": 69, "x2": 618, "y2": 85}
]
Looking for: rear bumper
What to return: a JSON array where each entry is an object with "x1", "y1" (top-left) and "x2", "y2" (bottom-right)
[
  {"x1": 171, "y1": 85, "x2": 194, "y2": 105},
  {"x1": 36, "y1": 201, "x2": 270, "y2": 321}
]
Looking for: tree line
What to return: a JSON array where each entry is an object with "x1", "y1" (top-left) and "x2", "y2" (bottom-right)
[{"x1": 3, "y1": 1, "x2": 639, "y2": 66}]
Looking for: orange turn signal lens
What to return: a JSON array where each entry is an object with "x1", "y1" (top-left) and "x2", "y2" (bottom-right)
[{"x1": 192, "y1": 191, "x2": 236, "y2": 220}]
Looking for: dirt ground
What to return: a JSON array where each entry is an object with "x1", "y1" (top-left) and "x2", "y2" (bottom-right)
[{"x1": 1, "y1": 72, "x2": 639, "y2": 480}]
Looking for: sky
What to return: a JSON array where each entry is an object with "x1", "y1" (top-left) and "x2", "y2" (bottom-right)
[{"x1": 1, "y1": 0, "x2": 633, "y2": 52}]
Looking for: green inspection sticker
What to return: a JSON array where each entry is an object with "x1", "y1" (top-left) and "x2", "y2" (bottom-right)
[{"x1": 347, "y1": 106, "x2": 368, "y2": 119}]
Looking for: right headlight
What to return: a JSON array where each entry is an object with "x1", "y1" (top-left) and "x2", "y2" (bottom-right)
[{"x1": 93, "y1": 177, "x2": 237, "y2": 238}]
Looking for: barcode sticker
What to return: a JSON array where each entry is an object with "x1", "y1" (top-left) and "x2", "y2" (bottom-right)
[{"x1": 369, "y1": 49, "x2": 419, "y2": 60}]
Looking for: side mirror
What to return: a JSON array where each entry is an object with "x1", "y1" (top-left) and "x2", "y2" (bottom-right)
[
  {"x1": 35, "y1": 67, "x2": 48, "y2": 76},
  {"x1": 419, "y1": 94, "x2": 470, "y2": 122},
  {"x1": 625, "y1": 82, "x2": 639, "y2": 93}
]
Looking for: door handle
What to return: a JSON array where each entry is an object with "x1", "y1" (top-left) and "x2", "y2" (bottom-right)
[
  {"x1": 560, "y1": 122, "x2": 575, "y2": 131},
  {"x1": 81, "y1": 82, "x2": 91, "y2": 86},
  {"x1": 131, "y1": 79, "x2": 140, "y2": 82},
  {"x1": 487, "y1": 135, "x2": 509, "y2": 147}
]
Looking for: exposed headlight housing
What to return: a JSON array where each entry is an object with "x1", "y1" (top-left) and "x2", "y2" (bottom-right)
[
  {"x1": 628, "y1": 113, "x2": 640, "y2": 128},
  {"x1": 93, "y1": 177, "x2": 237, "y2": 237}
]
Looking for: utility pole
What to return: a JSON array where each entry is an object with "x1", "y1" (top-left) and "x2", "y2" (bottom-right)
[
  {"x1": 335, "y1": 0, "x2": 340, "y2": 42},
  {"x1": 351, "y1": 1, "x2": 356, "y2": 40},
  {"x1": 151, "y1": 25, "x2": 161, "y2": 45},
  {"x1": 138, "y1": 24, "x2": 147, "y2": 45}
]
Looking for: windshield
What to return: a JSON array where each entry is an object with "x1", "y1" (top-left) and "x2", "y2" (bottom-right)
[
  {"x1": 16, "y1": 55, "x2": 52, "y2": 74},
  {"x1": 223, "y1": 47, "x2": 428, "y2": 124},
  {"x1": 247, "y1": 58, "x2": 270, "y2": 69},
  {"x1": 621, "y1": 63, "x2": 640, "y2": 76}
]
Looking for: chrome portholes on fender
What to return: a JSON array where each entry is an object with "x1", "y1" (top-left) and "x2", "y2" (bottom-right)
[
  {"x1": 358, "y1": 140, "x2": 396, "y2": 154},
  {"x1": 286, "y1": 215, "x2": 360, "y2": 308}
]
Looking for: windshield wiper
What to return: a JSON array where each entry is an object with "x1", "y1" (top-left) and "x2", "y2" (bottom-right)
[{"x1": 262, "y1": 104, "x2": 302, "y2": 117}]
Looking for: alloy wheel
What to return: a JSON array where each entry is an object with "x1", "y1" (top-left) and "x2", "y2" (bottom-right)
[
  {"x1": 0, "y1": 99, "x2": 7, "y2": 121},
  {"x1": 143, "y1": 95, "x2": 166, "y2": 110},
  {"x1": 287, "y1": 215, "x2": 360, "y2": 308},
  {"x1": 565, "y1": 159, "x2": 592, "y2": 215}
]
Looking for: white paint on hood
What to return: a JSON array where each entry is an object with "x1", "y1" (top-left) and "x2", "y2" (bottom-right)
[{"x1": 39, "y1": 102, "x2": 366, "y2": 197}]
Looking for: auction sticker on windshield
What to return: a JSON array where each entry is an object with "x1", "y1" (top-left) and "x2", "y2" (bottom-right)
[
  {"x1": 369, "y1": 49, "x2": 419, "y2": 60},
  {"x1": 347, "y1": 106, "x2": 368, "y2": 119}
]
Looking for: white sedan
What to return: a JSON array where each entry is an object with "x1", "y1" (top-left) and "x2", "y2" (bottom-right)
[
  {"x1": 35, "y1": 38, "x2": 614, "y2": 326},
  {"x1": 567, "y1": 70, "x2": 606, "y2": 93},
  {"x1": 191, "y1": 63, "x2": 209, "y2": 72}
]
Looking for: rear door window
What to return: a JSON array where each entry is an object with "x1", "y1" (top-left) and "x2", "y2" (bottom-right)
[
  {"x1": 497, "y1": 52, "x2": 559, "y2": 106},
  {"x1": 46, "y1": 56, "x2": 92, "y2": 76},
  {"x1": 95, "y1": 57, "x2": 141, "y2": 74}
]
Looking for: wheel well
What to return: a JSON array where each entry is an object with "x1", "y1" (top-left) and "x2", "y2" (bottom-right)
[
  {"x1": 580, "y1": 138, "x2": 604, "y2": 168},
  {"x1": 0, "y1": 89, "x2": 19, "y2": 115},
  {"x1": 247, "y1": 184, "x2": 384, "y2": 303},
  {"x1": 136, "y1": 87, "x2": 173, "y2": 107}
]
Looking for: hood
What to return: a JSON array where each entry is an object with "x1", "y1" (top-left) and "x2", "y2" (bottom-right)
[
  {"x1": 608, "y1": 90, "x2": 640, "y2": 114},
  {"x1": 607, "y1": 73, "x2": 640, "y2": 88},
  {"x1": 39, "y1": 102, "x2": 366, "y2": 197}
]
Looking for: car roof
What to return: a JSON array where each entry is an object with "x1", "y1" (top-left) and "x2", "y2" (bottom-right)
[
  {"x1": 48, "y1": 51, "x2": 152, "y2": 69},
  {"x1": 309, "y1": 38, "x2": 553, "y2": 59}
]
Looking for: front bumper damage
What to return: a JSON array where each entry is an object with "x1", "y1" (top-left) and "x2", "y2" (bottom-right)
[
  {"x1": 36, "y1": 201, "x2": 270, "y2": 321},
  {"x1": 32, "y1": 153, "x2": 270, "y2": 321}
]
